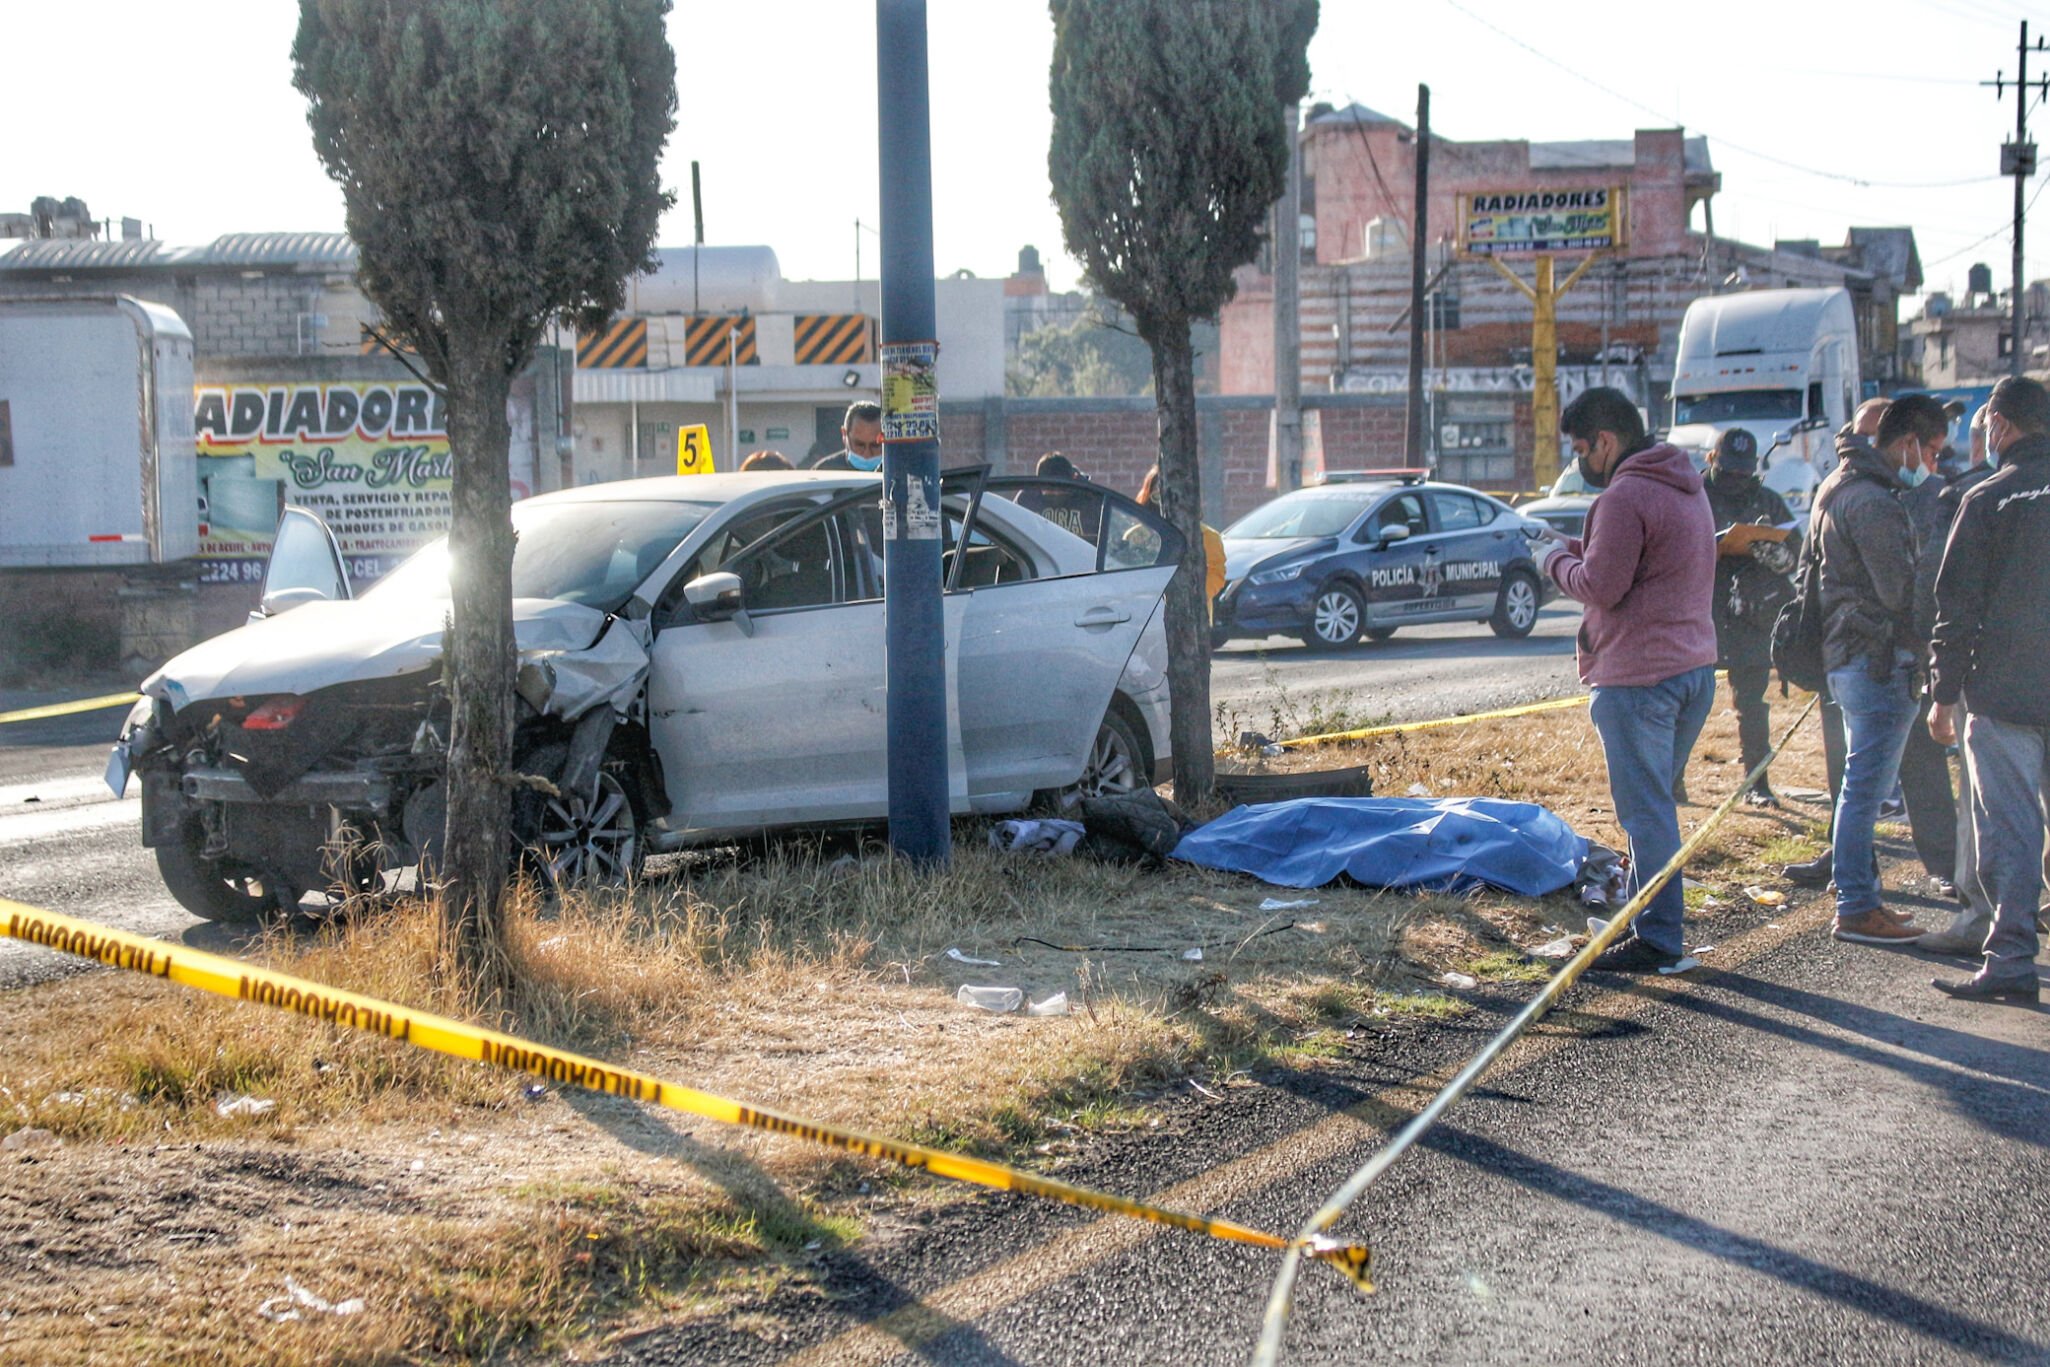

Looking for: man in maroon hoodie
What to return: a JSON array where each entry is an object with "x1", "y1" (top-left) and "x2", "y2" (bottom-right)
[{"x1": 1536, "y1": 388, "x2": 1718, "y2": 973}]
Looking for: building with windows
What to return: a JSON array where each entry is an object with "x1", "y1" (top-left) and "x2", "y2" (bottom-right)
[{"x1": 1220, "y1": 104, "x2": 1921, "y2": 487}]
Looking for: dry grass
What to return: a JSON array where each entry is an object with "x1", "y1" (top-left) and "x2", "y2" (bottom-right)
[{"x1": 0, "y1": 683, "x2": 1833, "y2": 1363}]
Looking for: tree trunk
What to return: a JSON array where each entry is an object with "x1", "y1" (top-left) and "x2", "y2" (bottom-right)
[
  {"x1": 1142, "y1": 316, "x2": 1216, "y2": 804},
  {"x1": 437, "y1": 331, "x2": 519, "y2": 1011}
]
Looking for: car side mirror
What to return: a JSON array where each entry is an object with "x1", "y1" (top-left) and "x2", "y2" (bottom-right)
[
  {"x1": 255, "y1": 585, "x2": 330, "y2": 619},
  {"x1": 1376, "y1": 524, "x2": 1412, "y2": 547},
  {"x1": 683, "y1": 571, "x2": 754, "y2": 636}
]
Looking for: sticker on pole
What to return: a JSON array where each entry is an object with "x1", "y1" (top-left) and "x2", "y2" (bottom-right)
[
  {"x1": 676, "y1": 424, "x2": 715, "y2": 475},
  {"x1": 880, "y1": 340, "x2": 940, "y2": 442},
  {"x1": 882, "y1": 470, "x2": 942, "y2": 541}
]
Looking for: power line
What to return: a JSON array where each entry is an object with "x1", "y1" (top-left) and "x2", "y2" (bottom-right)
[
  {"x1": 1921, "y1": 174, "x2": 2049, "y2": 271},
  {"x1": 1440, "y1": 0, "x2": 2004, "y2": 190}
]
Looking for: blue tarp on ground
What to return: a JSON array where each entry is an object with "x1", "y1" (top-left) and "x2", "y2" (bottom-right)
[{"x1": 1170, "y1": 796, "x2": 1589, "y2": 896}]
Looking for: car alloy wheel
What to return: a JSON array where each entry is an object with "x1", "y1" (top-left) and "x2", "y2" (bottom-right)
[
  {"x1": 534, "y1": 769, "x2": 641, "y2": 886},
  {"x1": 1307, "y1": 583, "x2": 1364, "y2": 649},
  {"x1": 1072, "y1": 709, "x2": 1145, "y2": 800},
  {"x1": 1490, "y1": 570, "x2": 1540, "y2": 639}
]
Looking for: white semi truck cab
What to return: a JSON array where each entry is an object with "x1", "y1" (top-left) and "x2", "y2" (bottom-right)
[{"x1": 1668, "y1": 287, "x2": 1861, "y2": 514}]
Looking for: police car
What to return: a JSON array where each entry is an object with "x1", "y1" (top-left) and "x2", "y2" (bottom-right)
[{"x1": 1213, "y1": 471, "x2": 1555, "y2": 650}]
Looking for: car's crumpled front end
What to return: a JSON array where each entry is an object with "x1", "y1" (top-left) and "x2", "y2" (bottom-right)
[{"x1": 112, "y1": 596, "x2": 657, "y2": 916}]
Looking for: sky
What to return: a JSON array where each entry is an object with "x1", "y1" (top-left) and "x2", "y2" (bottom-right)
[{"x1": 4, "y1": 0, "x2": 2044, "y2": 307}]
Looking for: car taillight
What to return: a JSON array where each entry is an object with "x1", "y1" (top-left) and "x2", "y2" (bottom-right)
[{"x1": 243, "y1": 696, "x2": 306, "y2": 731}]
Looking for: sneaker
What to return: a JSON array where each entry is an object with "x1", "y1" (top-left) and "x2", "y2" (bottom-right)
[
  {"x1": 1588, "y1": 934, "x2": 1696, "y2": 975},
  {"x1": 1832, "y1": 908, "x2": 1924, "y2": 944},
  {"x1": 1744, "y1": 785, "x2": 1780, "y2": 809},
  {"x1": 1878, "y1": 797, "x2": 1907, "y2": 822},
  {"x1": 1784, "y1": 854, "x2": 1833, "y2": 888},
  {"x1": 1929, "y1": 876, "x2": 1959, "y2": 901},
  {"x1": 1916, "y1": 926, "x2": 1988, "y2": 955}
]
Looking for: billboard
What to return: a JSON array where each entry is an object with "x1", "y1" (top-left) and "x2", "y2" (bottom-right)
[
  {"x1": 192, "y1": 380, "x2": 452, "y2": 586},
  {"x1": 1457, "y1": 187, "x2": 1626, "y2": 256}
]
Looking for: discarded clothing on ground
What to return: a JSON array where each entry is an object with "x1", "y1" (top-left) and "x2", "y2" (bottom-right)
[
  {"x1": 989, "y1": 818, "x2": 1086, "y2": 856},
  {"x1": 1169, "y1": 796, "x2": 1589, "y2": 896},
  {"x1": 1073, "y1": 789, "x2": 1192, "y2": 866}
]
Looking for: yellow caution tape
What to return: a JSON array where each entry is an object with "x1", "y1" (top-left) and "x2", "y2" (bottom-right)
[
  {"x1": 0, "y1": 691, "x2": 141, "y2": 726},
  {"x1": 0, "y1": 896, "x2": 1371, "y2": 1292},
  {"x1": 1277, "y1": 692, "x2": 1591, "y2": 749}
]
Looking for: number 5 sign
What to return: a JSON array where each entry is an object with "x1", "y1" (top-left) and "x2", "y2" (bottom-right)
[{"x1": 675, "y1": 424, "x2": 714, "y2": 475}]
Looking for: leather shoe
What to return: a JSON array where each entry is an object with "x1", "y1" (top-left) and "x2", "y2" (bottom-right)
[
  {"x1": 1784, "y1": 854, "x2": 1832, "y2": 888},
  {"x1": 1932, "y1": 971, "x2": 2040, "y2": 1003}
]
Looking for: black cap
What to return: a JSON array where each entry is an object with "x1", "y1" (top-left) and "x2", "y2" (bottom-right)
[{"x1": 1713, "y1": 427, "x2": 1759, "y2": 474}]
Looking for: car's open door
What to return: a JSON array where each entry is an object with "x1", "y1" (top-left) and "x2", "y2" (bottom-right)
[
  {"x1": 949, "y1": 472, "x2": 1182, "y2": 801},
  {"x1": 249, "y1": 505, "x2": 352, "y2": 624}
]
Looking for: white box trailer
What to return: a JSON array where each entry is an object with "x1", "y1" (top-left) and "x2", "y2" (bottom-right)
[{"x1": 0, "y1": 295, "x2": 199, "y2": 567}]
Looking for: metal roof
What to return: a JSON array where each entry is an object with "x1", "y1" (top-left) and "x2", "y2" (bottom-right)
[
  {"x1": 1529, "y1": 136, "x2": 1715, "y2": 177},
  {"x1": 0, "y1": 232, "x2": 356, "y2": 273}
]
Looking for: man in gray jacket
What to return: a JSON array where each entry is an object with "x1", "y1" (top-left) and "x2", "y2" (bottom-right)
[{"x1": 1813, "y1": 394, "x2": 1949, "y2": 945}]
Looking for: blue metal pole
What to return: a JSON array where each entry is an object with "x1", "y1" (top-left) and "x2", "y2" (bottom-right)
[{"x1": 876, "y1": 0, "x2": 949, "y2": 864}]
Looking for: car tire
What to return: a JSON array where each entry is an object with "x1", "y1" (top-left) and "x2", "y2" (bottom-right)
[
  {"x1": 1301, "y1": 582, "x2": 1366, "y2": 650},
  {"x1": 1063, "y1": 708, "x2": 1148, "y2": 803},
  {"x1": 1490, "y1": 569, "x2": 1541, "y2": 639},
  {"x1": 518, "y1": 761, "x2": 646, "y2": 889},
  {"x1": 1364, "y1": 626, "x2": 1397, "y2": 642},
  {"x1": 154, "y1": 821, "x2": 292, "y2": 923}
]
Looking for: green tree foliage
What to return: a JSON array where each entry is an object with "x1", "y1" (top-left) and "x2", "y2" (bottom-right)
[
  {"x1": 1048, "y1": 0, "x2": 1315, "y2": 800},
  {"x1": 293, "y1": 0, "x2": 675, "y2": 1002},
  {"x1": 1008, "y1": 309, "x2": 1155, "y2": 398}
]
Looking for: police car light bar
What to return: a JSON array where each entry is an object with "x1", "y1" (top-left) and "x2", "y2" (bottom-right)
[{"x1": 1315, "y1": 467, "x2": 1428, "y2": 486}]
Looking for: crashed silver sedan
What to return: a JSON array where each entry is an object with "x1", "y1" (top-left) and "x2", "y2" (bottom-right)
[{"x1": 110, "y1": 470, "x2": 1180, "y2": 921}]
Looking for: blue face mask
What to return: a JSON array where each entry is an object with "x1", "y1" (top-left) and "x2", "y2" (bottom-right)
[
  {"x1": 847, "y1": 451, "x2": 882, "y2": 472},
  {"x1": 1899, "y1": 461, "x2": 1930, "y2": 489}
]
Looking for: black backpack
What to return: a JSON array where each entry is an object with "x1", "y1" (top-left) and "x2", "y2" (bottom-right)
[{"x1": 1770, "y1": 493, "x2": 1833, "y2": 693}]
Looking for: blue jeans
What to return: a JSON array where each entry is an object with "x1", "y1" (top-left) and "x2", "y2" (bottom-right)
[
  {"x1": 1961, "y1": 714, "x2": 2048, "y2": 975},
  {"x1": 1590, "y1": 665, "x2": 1716, "y2": 955},
  {"x1": 1826, "y1": 650, "x2": 1918, "y2": 916}
]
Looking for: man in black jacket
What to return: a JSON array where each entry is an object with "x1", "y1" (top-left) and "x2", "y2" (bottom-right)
[
  {"x1": 1703, "y1": 428, "x2": 1796, "y2": 804},
  {"x1": 1814, "y1": 394, "x2": 1949, "y2": 945},
  {"x1": 1927, "y1": 377, "x2": 2050, "y2": 1002}
]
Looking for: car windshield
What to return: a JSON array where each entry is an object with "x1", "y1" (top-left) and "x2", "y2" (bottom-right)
[
  {"x1": 1550, "y1": 464, "x2": 1589, "y2": 496},
  {"x1": 1225, "y1": 488, "x2": 1378, "y2": 538},
  {"x1": 363, "y1": 499, "x2": 720, "y2": 612},
  {"x1": 1673, "y1": 389, "x2": 1803, "y2": 425}
]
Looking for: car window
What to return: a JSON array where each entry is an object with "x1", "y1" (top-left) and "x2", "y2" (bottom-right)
[
  {"x1": 366, "y1": 498, "x2": 719, "y2": 613},
  {"x1": 657, "y1": 497, "x2": 844, "y2": 618},
  {"x1": 1010, "y1": 483, "x2": 1104, "y2": 546},
  {"x1": 1430, "y1": 492, "x2": 1484, "y2": 532},
  {"x1": 1225, "y1": 487, "x2": 1379, "y2": 539},
  {"x1": 1370, "y1": 492, "x2": 1429, "y2": 538}
]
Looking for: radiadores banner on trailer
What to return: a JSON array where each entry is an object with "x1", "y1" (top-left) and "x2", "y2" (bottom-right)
[{"x1": 191, "y1": 381, "x2": 453, "y2": 585}]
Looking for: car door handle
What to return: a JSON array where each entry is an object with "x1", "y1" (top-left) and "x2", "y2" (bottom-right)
[{"x1": 1074, "y1": 606, "x2": 1131, "y2": 628}]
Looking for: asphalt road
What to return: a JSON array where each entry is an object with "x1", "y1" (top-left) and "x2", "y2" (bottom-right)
[
  {"x1": 1210, "y1": 603, "x2": 1583, "y2": 734},
  {"x1": 605, "y1": 872, "x2": 2049, "y2": 1367}
]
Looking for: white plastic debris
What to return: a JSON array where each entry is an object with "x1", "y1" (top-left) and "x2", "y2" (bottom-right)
[
  {"x1": 1744, "y1": 886, "x2": 1788, "y2": 907},
  {"x1": 1260, "y1": 743, "x2": 1286, "y2": 757},
  {"x1": 1258, "y1": 897, "x2": 1320, "y2": 911},
  {"x1": 259, "y1": 1276, "x2": 366, "y2": 1323},
  {"x1": 215, "y1": 1095, "x2": 276, "y2": 1119},
  {"x1": 1531, "y1": 937, "x2": 1575, "y2": 959},
  {"x1": 1181, "y1": 947, "x2": 1204, "y2": 961},
  {"x1": 1439, "y1": 971, "x2": 1478, "y2": 990},
  {"x1": 955, "y1": 985, "x2": 1024, "y2": 1013},
  {"x1": 2, "y1": 1127, "x2": 59, "y2": 1152},
  {"x1": 1405, "y1": 782, "x2": 1431, "y2": 797},
  {"x1": 945, "y1": 948, "x2": 1002, "y2": 967},
  {"x1": 1026, "y1": 992, "x2": 1070, "y2": 1017},
  {"x1": 1586, "y1": 916, "x2": 1611, "y2": 935}
]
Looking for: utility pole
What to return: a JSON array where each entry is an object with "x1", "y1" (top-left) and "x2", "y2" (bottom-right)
[
  {"x1": 690, "y1": 161, "x2": 704, "y2": 315},
  {"x1": 876, "y1": 0, "x2": 948, "y2": 864},
  {"x1": 1404, "y1": 84, "x2": 1431, "y2": 467},
  {"x1": 1985, "y1": 20, "x2": 2047, "y2": 377},
  {"x1": 1273, "y1": 101, "x2": 1303, "y2": 491}
]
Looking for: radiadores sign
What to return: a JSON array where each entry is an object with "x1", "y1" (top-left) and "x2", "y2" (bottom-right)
[
  {"x1": 192, "y1": 381, "x2": 453, "y2": 584},
  {"x1": 1457, "y1": 187, "x2": 1627, "y2": 256}
]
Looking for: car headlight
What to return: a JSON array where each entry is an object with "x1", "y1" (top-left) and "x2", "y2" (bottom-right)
[{"x1": 1249, "y1": 561, "x2": 1309, "y2": 585}]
